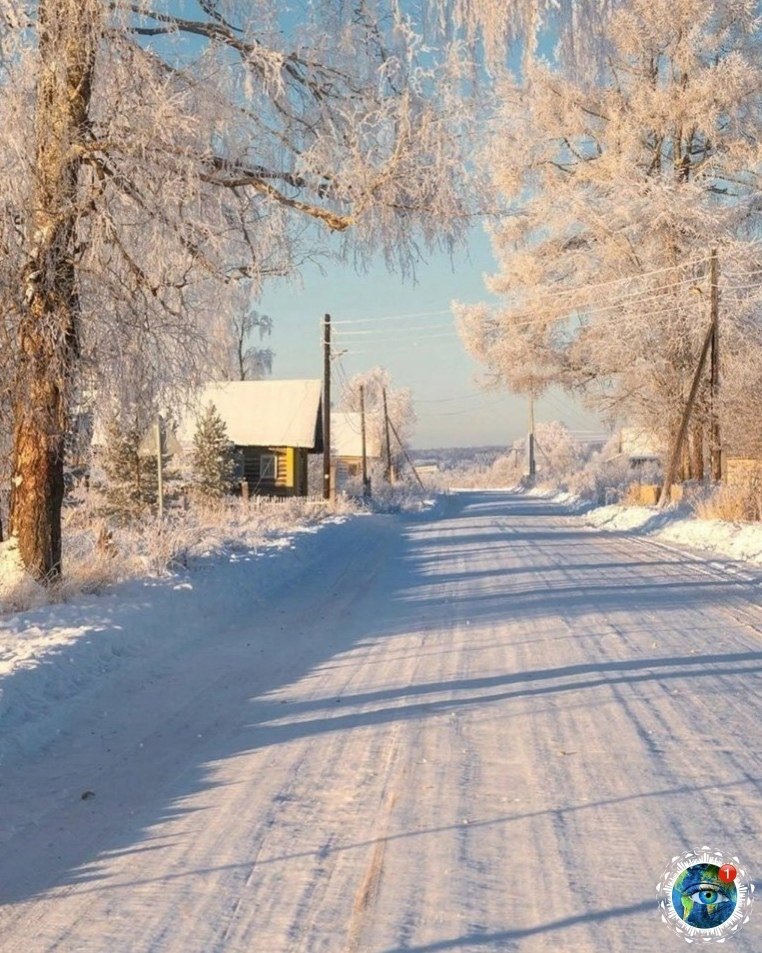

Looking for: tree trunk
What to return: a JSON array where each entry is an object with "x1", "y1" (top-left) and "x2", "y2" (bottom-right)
[
  {"x1": 689, "y1": 422, "x2": 704, "y2": 481},
  {"x1": 9, "y1": 0, "x2": 98, "y2": 580}
]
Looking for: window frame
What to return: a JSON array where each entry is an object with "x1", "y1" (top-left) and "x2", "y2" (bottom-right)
[{"x1": 259, "y1": 452, "x2": 278, "y2": 481}]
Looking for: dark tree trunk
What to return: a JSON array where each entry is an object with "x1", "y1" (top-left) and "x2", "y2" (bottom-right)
[
  {"x1": 10, "y1": 358, "x2": 68, "y2": 580},
  {"x1": 9, "y1": 0, "x2": 97, "y2": 580}
]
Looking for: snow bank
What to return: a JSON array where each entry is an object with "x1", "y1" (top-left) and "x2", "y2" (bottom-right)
[
  {"x1": 583, "y1": 501, "x2": 762, "y2": 566},
  {"x1": 0, "y1": 511, "x2": 363, "y2": 767}
]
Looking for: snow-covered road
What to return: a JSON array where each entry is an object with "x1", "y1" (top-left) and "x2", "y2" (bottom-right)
[{"x1": 2, "y1": 491, "x2": 762, "y2": 952}]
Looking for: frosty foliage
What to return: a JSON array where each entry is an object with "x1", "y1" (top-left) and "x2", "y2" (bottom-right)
[
  {"x1": 533, "y1": 421, "x2": 586, "y2": 481},
  {"x1": 0, "y1": 0, "x2": 498, "y2": 425},
  {"x1": 457, "y1": 0, "x2": 762, "y2": 464},
  {"x1": 190, "y1": 402, "x2": 237, "y2": 500},
  {"x1": 97, "y1": 417, "x2": 162, "y2": 522},
  {"x1": 337, "y1": 365, "x2": 416, "y2": 458}
]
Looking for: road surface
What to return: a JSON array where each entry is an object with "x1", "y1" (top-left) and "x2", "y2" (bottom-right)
[{"x1": 2, "y1": 492, "x2": 762, "y2": 952}]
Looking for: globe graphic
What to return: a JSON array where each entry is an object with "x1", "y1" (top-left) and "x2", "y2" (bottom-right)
[{"x1": 672, "y1": 863, "x2": 737, "y2": 929}]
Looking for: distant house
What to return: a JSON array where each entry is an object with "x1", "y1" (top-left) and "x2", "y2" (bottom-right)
[
  {"x1": 618, "y1": 427, "x2": 663, "y2": 467},
  {"x1": 331, "y1": 412, "x2": 381, "y2": 480},
  {"x1": 412, "y1": 459, "x2": 440, "y2": 478},
  {"x1": 179, "y1": 380, "x2": 323, "y2": 497}
]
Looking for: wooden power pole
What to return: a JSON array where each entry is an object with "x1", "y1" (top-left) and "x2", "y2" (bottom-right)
[
  {"x1": 658, "y1": 316, "x2": 716, "y2": 506},
  {"x1": 659, "y1": 253, "x2": 721, "y2": 506},
  {"x1": 322, "y1": 314, "x2": 331, "y2": 500},
  {"x1": 527, "y1": 391, "x2": 536, "y2": 480},
  {"x1": 360, "y1": 384, "x2": 370, "y2": 499},
  {"x1": 155, "y1": 415, "x2": 164, "y2": 519},
  {"x1": 709, "y1": 248, "x2": 722, "y2": 481},
  {"x1": 382, "y1": 387, "x2": 393, "y2": 483}
]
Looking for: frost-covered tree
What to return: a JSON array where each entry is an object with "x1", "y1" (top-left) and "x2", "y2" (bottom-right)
[
  {"x1": 338, "y1": 366, "x2": 416, "y2": 470},
  {"x1": 1, "y1": 0, "x2": 513, "y2": 580},
  {"x1": 191, "y1": 403, "x2": 236, "y2": 500},
  {"x1": 457, "y1": 0, "x2": 762, "y2": 479},
  {"x1": 98, "y1": 417, "x2": 157, "y2": 523},
  {"x1": 534, "y1": 421, "x2": 585, "y2": 480},
  {"x1": 213, "y1": 289, "x2": 274, "y2": 382}
]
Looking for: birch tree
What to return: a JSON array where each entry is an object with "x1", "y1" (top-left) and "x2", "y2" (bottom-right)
[
  {"x1": 0, "y1": 0, "x2": 643, "y2": 579},
  {"x1": 0, "y1": 0, "x2": 493, "y2": 580},
  {"x1": 457, "y1": 0, "x2": 762, "y2": 475}
]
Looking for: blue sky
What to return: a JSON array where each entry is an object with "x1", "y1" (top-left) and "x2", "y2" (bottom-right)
[
  {"x1": 258, "y1": 227, "x2": 605, "y2": 450},
  {"x1": 158, "y1": 2, "x2": 604, "y2": 451}
]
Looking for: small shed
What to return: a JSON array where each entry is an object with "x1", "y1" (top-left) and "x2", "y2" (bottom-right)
[
  {"x1": 179, "y1": 380, "x2": 323, "y2": 497},
  {"x1": 725, "y1": 433, "x2": 762, "y2": 486}
]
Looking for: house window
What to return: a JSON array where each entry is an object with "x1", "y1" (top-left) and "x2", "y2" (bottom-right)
[{"x1": 260, "y1": 453, "x2": 278, "y2": 481}]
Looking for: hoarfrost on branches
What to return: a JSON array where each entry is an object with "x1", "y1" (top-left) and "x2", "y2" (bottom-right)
[
  {"x1": 1, "y1": 0, "x2": 495, "y2": 577},
  {"x1": 457, "y1": 0, "x2": 762, "y2": 475}
]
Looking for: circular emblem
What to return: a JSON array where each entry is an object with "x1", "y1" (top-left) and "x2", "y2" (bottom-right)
[{"x1": 657, "y1": 848, "x2": 754, "y2": 942}]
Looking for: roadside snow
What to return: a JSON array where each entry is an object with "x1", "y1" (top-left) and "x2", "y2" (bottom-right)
[
  {"x1": 584, "y1": 501, "x2": 762, "y2": 566},
  {"x1": 0, "y1": 539, "x2": 46, "y2": 613},
  {"x1": 0, "y1": 514, "x2": 357, "y2": 767}
]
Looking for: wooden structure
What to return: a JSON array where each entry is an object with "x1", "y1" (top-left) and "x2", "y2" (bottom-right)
[
  {"x1": 179, "y1": 380, "x2": 323, "y2": 497},
  {"x1": 331, "y1": 412, "x2": 381, "y2": 484}
]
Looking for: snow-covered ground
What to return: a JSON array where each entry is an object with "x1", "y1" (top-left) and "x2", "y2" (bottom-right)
[
  {"x1": 2, "y1": 491, "x2": 762, "y2": 952},
  {"x1": 576, "y1": 496, "x2": 762, "y2": 568}
]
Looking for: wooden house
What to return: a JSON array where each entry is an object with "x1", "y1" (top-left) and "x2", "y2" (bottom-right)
[
  {"x1": 179, "y1": 380, "x2": 323, "y2": 497},
  {"x1": 331, "y1": 412, "x2": 381, "y2": 484}
]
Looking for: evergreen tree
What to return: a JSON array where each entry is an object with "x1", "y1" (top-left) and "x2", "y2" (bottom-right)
[
  {"x1": 191, "y1": 403, "x2": 237, "y2": 501},
  {"x1": 99, "y1": 417, "x2": 158, "y2": 523}
]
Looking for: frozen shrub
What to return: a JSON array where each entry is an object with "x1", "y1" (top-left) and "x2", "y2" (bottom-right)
[{"x1": 694, "y1": 480, "x2": 762, "y2": 522}]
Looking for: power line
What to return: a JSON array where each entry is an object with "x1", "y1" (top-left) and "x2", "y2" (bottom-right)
[
  {"x1": 335, "y1": 321, "x2": 455, "y2": 337},
  {"x1": 519, "y1": 255, "x2": 711, "y2": 302},
  {"x1": 427, "y1": 397, "x2": 508, "y2": 417},
  {"x1": 332, "y1": 309, "x2": 451, "y2": 326},
  {"x1": 415, "y1": 390, "x2": 501, "y2": 403}
]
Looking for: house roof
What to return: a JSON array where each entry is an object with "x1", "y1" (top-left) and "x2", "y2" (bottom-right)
[
  {"x1": 331, "y1": 412, "x2": 381, "y2": 459},
  {"x1": 620, "y1": 426, "x2": 662, "y2": 459},
  {"x1": 179, "y1": 380, "x2": 323, "y2": 449}
]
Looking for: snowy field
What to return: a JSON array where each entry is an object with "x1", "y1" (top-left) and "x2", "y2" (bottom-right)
[{"x1": 1, "y1": 491, "x2": 762, "y2": 952}]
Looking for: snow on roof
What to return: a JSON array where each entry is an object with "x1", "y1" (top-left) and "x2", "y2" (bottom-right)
[
  {"x1": 179, "y1": 380, "x2": 322, "y2": 448},
  {"x1": 620, "y1": 426, "x2": 662, "y2": 459},
  {"x1": 331, "y1": 412, "x2": 381, "y2": 458}
]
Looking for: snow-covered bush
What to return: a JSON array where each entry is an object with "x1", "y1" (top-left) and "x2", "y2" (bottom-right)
[{"x1": 534, "y1": 421, "x2": 586, "y2": 483}]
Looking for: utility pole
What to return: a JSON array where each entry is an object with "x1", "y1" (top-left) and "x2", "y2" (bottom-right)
[
  {"x1": 360, "y1": 384, "x2": 370, "y2": 499},
  {"x1": 527, "y1": 391, "x2": 536, "y2": 480},
  {"x1": 709, "y1": 248, "x2": 722, "y2": 481},
  {"x1": 382, "y1": 387, "x2": 393, "y2": 483},
  {"x1": 388, "y1": 417, "x2": 425, "y2": 490},
  {"x1": 658, "y1": 315, "x2": 716, "y2": 507},
  {"x1": 322, "y1": 313, "x2": 331, "y2": 500},
  {"x1": 155, "y1": 415, "x2": 164, "y2": 519}
]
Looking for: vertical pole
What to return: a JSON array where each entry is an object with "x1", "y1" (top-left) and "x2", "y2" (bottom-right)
[
  {"x1": 155, "y1": 415, "x2": 164, "y2": 519},
  {"x1": 388, "y1": 417, "x2": 425, "y2": 490},
  {"x1": 382, "y1": 387, "x2": 393, "y2": 483},
  {"x1": 527, "y1": 391, "x2": 536, "y2": 479},
  {"x1": 658, "y1": 315, "x2": 716, "y2": 506},
  {"x1": 360, "y1": 384, "x2": 370, "y2": 499},
  {"x1": 709, "y1": 248, "x2": 722, "y2": 481},
  {"x1": 322, "y1": 314, "x2": 331, "y2": 500}
]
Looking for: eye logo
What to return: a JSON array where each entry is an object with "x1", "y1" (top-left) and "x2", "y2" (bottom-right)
[
  {"x1": 657, "y1": 848, "x2": 754, "y2": 942},
  {"x1": 673, "y1": 865, "x2": 736, "y2": 929}
]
